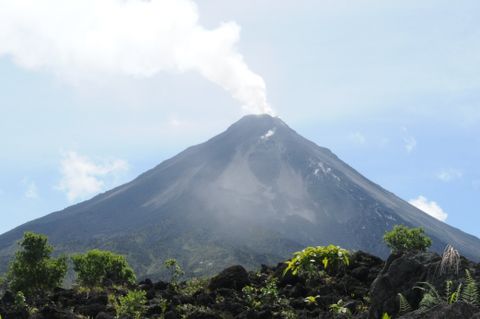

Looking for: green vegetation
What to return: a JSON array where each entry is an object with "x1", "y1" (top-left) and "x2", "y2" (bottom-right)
[
  {"x1": 284, "y1": 245, "x2": 350, "y2": 278},
  {"x1": 461, "y1": 269, "x2": 479, "y2": 306},
  {"x1": 329, "y1": 299, "x2": 351, "y2": 318},
  {"x1": 304, "y1": 295, "x2": 320, "y2": 305},
  {"x1": 112, "y1": 289, "x2": 147, "y2": 319},
  {"x1": 180, "y1": 277, "x2": 208, "y2": 297},
  {"x1": 383, "y1": 225, "x2": 432, "y2": 253},
  {"x1": 242, "y1": 276, "x2": 294, "y2": 317},
  {"x1": 72, "y1": 249, "x2": 136, "y2": 288},
  {"x1": 164, "y1": 258, "x2": 184, "y2": 287},
  {"x1": 0, "y1": 228, "x2": 478, "y2": 318},
  {"x1": 7, "y1": 232, "x2": 67, "y2": 298},
  {"x1": 397, "y1": 293, "x2": 412, "y2": 314},
  {"x1": 412, "y1": 269, "x2": 479, "y2": 314}
]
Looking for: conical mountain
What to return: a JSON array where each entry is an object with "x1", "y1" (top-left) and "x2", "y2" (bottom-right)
[{"x1": 1, "y1": 114, "x2": 479, "y2": 278}]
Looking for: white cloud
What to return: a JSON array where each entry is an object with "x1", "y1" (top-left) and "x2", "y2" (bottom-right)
[
  {"x1": 0, "y1": 0, "x2": 272, "y2": 115},
  {"x1": 409, "y1": 195, "x2": 448, "y2": 222},
  {"x1": 401, "y1": 127, "x2": 417, "y2": 153},
  {"x1": 348, "y1": 132, "x2": 366, "y2": 145},
  {"x1": 56, "y1": 151, "x2": 128, "y2": 202},
  {"x1": 24, "y1": 181, "x2": 39, "y2": 199},
  {"x1": 436, "y1": 169, "x2": 463, "y2": 182}
]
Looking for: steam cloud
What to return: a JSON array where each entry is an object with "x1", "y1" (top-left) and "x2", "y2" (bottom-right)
[
  {"x1": 409, "y1": 195, "x2": 448, "y2": 222},
  {"x1": 56, "y1": 151, "x2": 128, "y2": 202},
  {"x1": 0, "y1": 0, "x2": 273, "y2": 114}
]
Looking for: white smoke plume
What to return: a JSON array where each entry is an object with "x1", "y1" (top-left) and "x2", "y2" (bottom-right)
[{"x1": 0, "y1": 0, "x2": 273, "y2": 114}]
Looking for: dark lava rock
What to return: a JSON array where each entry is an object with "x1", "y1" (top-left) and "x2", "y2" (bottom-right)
[
  {"x1": 37, "y1": 305, "x2": 78, "y2": 319},
  {"x1": 208, "y1": 265, "x2": 250, "y2": 291},
  {"x1": 186, "y1": 312, "x2": 222, "y2": 319},
  {"x1": 96, "y1": 312, "x2": 115, "y2": 319},
  {"x1": 164, "y1": 310, "x2": 180, "y2": 319},
  {"x1": 75, "y1": 303, "x2": 107, "y2": 317},
  {"x1": 154, "y1": 280, "x2": 169, "y2": 290},
  {"x1": 368, "y1": 252, "x2": 438, "y2": 318}
]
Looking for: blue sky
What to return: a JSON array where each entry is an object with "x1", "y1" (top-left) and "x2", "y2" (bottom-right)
[{"x1": 1, "y1": 0, "x2": 480, "y2": 237}]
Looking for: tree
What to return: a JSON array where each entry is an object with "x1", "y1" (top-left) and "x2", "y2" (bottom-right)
[
  {"x1": 384, "y1": 225, "x2": 432, "y2": 253},
  {"x1": 72, "y1": 249, "x2": 135, "y2": 288},
  {"x1": 8, "y1": 232, "x2": 67, "y2": 298}
]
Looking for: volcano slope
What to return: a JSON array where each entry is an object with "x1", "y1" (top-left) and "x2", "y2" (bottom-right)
[{"x1": 0, "y1": 114, "x2": 479, "y2": 278}]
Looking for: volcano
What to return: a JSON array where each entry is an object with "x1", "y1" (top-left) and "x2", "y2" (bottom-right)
[{"x1": 1, "y1": 114, "x2": 479, "y2": 278}]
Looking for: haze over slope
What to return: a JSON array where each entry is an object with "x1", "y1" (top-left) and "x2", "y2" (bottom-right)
[{"x1": 1, "y1": 115, "x2": 479, "y2": 278}]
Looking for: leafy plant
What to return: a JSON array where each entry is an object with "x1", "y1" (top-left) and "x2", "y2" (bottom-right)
[
  {"x1": 159, "y1": 298, "x2": 168, "y2": 319},
  {"x1": 329, "y1": 299, "x2": 352, "y2": 318},
  {"x1": 242, "y1": 277, "x2": 293, "y2": 316},
  {"x1": 284, "y1": 245, "x2": 350, "y2": 278},
  {"x1": 180, "y1": 277, "x2": 208, "y2": 297},
  {"x1": 304, "y1": 295, "x2": 320, "y2": 305},
  {"x1": 7, "y1": 232, "x2": 67, "y2": 299},
  {"x1": 397, "y1": 293, "x2": 412, "y2": 314},
  {"x1": 164, "y1": 258, "x2": 184, "y2": 287},
  {"x1": 14, "y1": 291, "x2": 27, "y2": 310},
  {"x1": 112, "y1": 290, "x2": 147, "y2": 319},
  {"x1": 383, "y1": 225, "x2": 432, "y2": 253},
  {"x1": 72, "y1": 249, "x2": 136, "y2": 288},
  {"x1": 382, "y1": 313, "x2": 391, "y2": 319},
  {"x1": 461, "y1": 269, "x2": 478, "y2": 306},
  {"x1": 242, "y1": 277, "x2": 282, "y2": 309}
]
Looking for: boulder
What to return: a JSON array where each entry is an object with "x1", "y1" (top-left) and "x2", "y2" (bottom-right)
[
  {"x1": 368, "y1": 252, "x2": 438, "y2": 318},
  {"x1": 208, "y1": 265, "x2": 250, "y2": 291}
]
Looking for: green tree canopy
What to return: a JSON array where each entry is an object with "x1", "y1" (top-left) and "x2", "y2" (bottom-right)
[
  {"x1": 384, "y1": 225, "x2": 432, "y2": 253},
  {"x1": 72, "y1": 249, "x2": 135, "y2": 288},
  {"x1": 8, "y1": 232, "x2": 67, "y2": 298}
]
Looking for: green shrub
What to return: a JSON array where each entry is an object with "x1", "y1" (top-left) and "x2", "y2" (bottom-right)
[
  {"x1": 383, "y1": 225, "x2": 432, "y2": 253},
  {"x1": 112, "y1": 290, "x2": 147, "y2": 319},
  {"x1": 243, "y1": 278, "x2": 277, "y2": 308},
  {"x1": 164, "y1": 258, "x2": 184, "y2": 287},
  {"x1": 181, "y1": 277, "x2": 208, "y2": 297},
  {"x1": 8, "y1": 232, "x2": 67, "y2": 298},
  {"x1": 72, "y1": 249, "x2": 135, "y2": 288},
  {"x1": 284, "y1": 245, "x2": 350, "y2": 278},
  {"x1": 242, "y1": 277, "x2": 292, "y2": 314}
]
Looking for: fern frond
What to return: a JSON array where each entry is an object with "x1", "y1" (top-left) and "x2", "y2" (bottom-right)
[
  {"x1": 461, "y1": 269, "x2": 479, "y2": 306},
  {"x1": 415, "y1": 282, "x2": 442, "y2": 311},
  {"x1": 397, "y1": 293, "x2": 412, "y2": 314},
  {"x1": 445, "y1": 280, "x2": 452, "y2": 303},
  {"x1": 415, "y1": 282, "x2": 442, "y2": 300},
  {"x1": 449, "y1": 283, "x2": 462, "y2": 304},
  {"x1": 381, "y1": 313, "x2": 391, "y2": 319}
]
